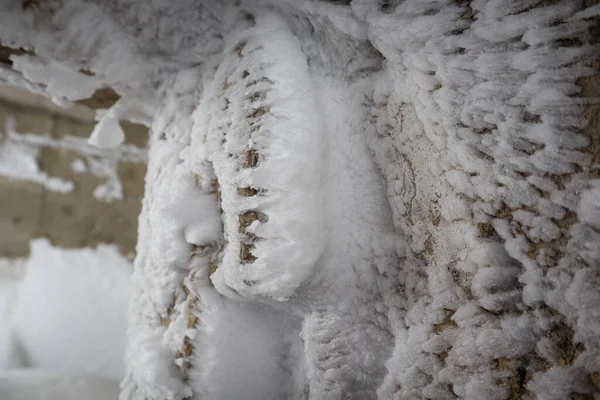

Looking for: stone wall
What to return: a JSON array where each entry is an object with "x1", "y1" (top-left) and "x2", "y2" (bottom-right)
[{"x1": 0, "y1": 84, "x2": 147, "y2": 259}]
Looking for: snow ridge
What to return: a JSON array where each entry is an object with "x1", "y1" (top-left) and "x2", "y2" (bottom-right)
[{"x1": 200, "y1": 12, "x2": 327, "y2": 301}]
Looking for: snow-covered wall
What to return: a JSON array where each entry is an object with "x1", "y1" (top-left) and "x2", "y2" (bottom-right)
[
  {"x1": 1, "y1": 0, "x2": 599, "y2": 399},
  {"x1": 0, "y1": 84, "x2": 148, "y2": 257}
]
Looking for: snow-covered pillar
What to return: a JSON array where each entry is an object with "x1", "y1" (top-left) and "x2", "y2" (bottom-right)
[{"x1": 2, "y1": 1, "x2": 600, "y2": 400}]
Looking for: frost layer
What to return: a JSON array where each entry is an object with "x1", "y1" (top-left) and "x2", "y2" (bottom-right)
[{"x1": 1, "y1": 0, "x2": 599, "y2": 400}]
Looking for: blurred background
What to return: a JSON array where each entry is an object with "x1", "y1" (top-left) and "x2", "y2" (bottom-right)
[{"x1": 0, "y1": 82, "x2": 148, "y2": 384}]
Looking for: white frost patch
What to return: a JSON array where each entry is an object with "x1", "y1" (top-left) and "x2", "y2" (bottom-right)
[
  {"x1": 87, "y1": 157, "x2": 123, "y2": 202},
  {"x1": 11, "y1": 56, "x2": 104, "y2": 103},
  {"x1": 11, "y1": 239, "x2": 132, "y2": 381},
  {"x1": 4, "y1": 130, "x2": 147, "y2": 164},
  {"x1": 0, "y1": 139, "x2": 74, "y2": 192},
  {"x1": 70, "y1": 158, "x2": 88, "y2": 174},
  {"x1": 440, "y1": 193, "x2": 470, "y2": 222},
  {"x1": 577, "y1": 180, "x2": 600, "y2": 230},
  {"x1": 88, "y1": 97, "x2": 154, "y2": 150},
  {"x1": 1, "y1": 123, "x2": 147, "y2": 201}
]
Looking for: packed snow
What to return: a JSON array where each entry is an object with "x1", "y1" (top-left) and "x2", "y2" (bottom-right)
[{"x1": 0, "y1": 0, "x2": 599, "y2": 399}]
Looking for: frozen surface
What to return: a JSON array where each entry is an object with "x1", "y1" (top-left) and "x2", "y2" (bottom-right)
[
  {"x1": 203, "y1": 12, "x2": 328, "y2": 300},
  {"x1": 1, "y1": 0, "x2": 599, "y2": 399}
]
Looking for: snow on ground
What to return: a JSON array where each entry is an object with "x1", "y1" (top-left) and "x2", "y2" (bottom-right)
[
  {"x1": 0, "y1": 369, "x2": 120, "y2": 400},
  {"x1": 0, "y1": 0, "x2": 599, "y2": 399},
  {"x1": 0, "y1": 239, "x2": 131, "y2": 384},
  {"x1": 0, "y1": 257, "x2": 26, "y2": 371}
]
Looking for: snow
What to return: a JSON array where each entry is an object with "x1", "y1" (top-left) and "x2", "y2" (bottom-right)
[
  {"x1": 201, "y1": 11, "x2": 327, "y2": 301},
  {"x1": 11, "y1": 56, "x2": 104, "y2": 103},
  {"x1": 190, "y1": 285, "x2": 303, "y2": 400},
  {"x1": 0, "y1": 115, "x2": 147, "y2": 202},
  {"x1": 88, "y1": 114, "x2": 126, "y2": 149},
  {"x1": 1, "y1": 239, "x2": 132, "y2": 381},
  {"x1": 70, "y1": 158, "x2": 88, "y2": 173},
  {"x1": 87, "y1": 157, "x2": 124, "y2": 202},
  {"x1": 578, "y1": 180, "x2": 600, "y2": 230},
  {"x1": 440, "y1": 194, "x2": 470, "y2": 222},
  {"x1": 0, "y1": 258, "x2": 26, "y2": 371},
  {"x1": 0, "y1": 369, "x2": 119, "y2": 400},
  {"x1": 0, "y1": 137, "x2": 75, "y2": 193},
  {"x1": 0, "y1": 0, "x2": 599, "y2": 399}
]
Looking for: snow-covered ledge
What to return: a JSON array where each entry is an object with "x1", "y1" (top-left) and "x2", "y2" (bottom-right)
[{"x1": 1, "y1": 1, "x2": 600, "y2": 399}]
